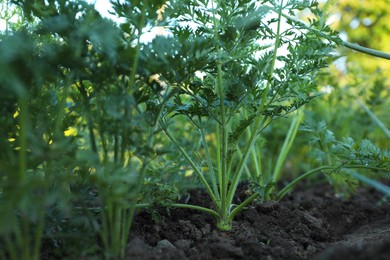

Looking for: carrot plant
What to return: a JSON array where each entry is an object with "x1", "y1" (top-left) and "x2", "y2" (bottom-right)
[
  {"x1": 0, "y1": 23, "x2": 74, "y2": 260},
  {"x1": 151, "y1": 0, "x2": 390, "y2": 230},
  {"x1": 1, "y1": 2, "x2": 389, "y2": 260},
  {"x1": 1, "y1": 0, "x2": 168, "y2": 258},
  {"x1": 150, "y1": 0, "x2": 339, "y2": 230},
  {"x1": 295, "y1": 119, "x2": 390, "y2": 197}
]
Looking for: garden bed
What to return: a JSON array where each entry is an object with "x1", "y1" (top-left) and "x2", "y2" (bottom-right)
[
  {"x1": 127, "y1": 182, "x2": 390, "y2": 259},
  {"x1": 2, "y1": 2, "x2": 390, "y2": 260}
]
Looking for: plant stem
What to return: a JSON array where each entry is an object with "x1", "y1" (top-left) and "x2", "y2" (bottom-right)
[
  {"x1": 53, "y1": 84, "x2": 71, "y2": 139},
  {"x1": 260, "y1": 1, "x2": 284, "y2": 112},
  {"x1": 121, "y1": 2, "x2": 146, "y2": 162},
  {"x1": 211, "y1": 0, "x2": 229, "y2": 220},
  {"x1": 266, "y1": 6, "x2": 390, "y2": 60},
  {"x1": 276, "y1": 164, "x2": 388, "y2": 201},
  {"x1": 272, "y1": 110, "x2": 303, "y2": 183},
  {"x1": 226, "y1": 0, "x2": 284, "y2": 208},
  {"x1": 356, "y1": 98, "x2": 390, "y2": 139},
  {"x1": 160, "y1": 119, "x2": 217, "y2": 203},
  {"x1": 227, "y1": 192, "x2": 260, "y2": 223},
  {"x1": 341, "y1": 41, "x2": 390, "y2": 60},
  {"x1": 200, "y1": 126, "x2": 220, "y2": 202},
  {"x1": 345, "y1": 170, "x2": 390, "y2": 196},
  {"x1": 18, "y1": 97, "x2": 27, "y2": 182},
  {"x1": 227, "y1": 116, "x2": 267, "y2": 203},
  {"x1": 241, "y1": 109, "x2": 262, "y2": 183},
  {"x1": 32, "y1": 211, "x2": 44, "y2": 260},
  {"x1": 170, "y1": 203, "x2": 221, "y2": 220},
  {"x1": 77, "y1": 82, "x2": 98, "y2": 154}
]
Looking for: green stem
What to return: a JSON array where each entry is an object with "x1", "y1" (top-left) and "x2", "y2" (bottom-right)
[
  {"x1": 244, "y1": 110, "x2": 262, "y2": 183},
  {"x1": 114, "y1": 206, "x2": 121, "y2": 257},
  {"x1": 114, "y1": 120, "x2": 119, "y2": 163},
  {"x1": 342, "y1": 41, "x2": 390, "y2": 60},
  {"x1": 227, "y1": 192, "x2": 260, "y2": 223},
  {"x1": 267, "y1": 6, "x2": 390, "y2": 60},
  {"x1": 320, "y1": 135, "x2": 333, "y2": 165},
  {"x1": 170, "y1": 203, "x2": 221, "y2": 220},
  {"x1": 199, "y1": 127, "x2": 220, "y2": 202},
  {"x1": 120, "y1": 89, "x2": 174, "y2": 252},
  {"x1": 357, "y1": 98, "x2": 390, "y2": 139},
  {"x1": 119, "y1": 209, "x2": 131, "y2": 258},
  {"x1": 98, "y1": 128, "x2": 108, "y2": 162},
  {"x1": 272, "y1": 110, "x2": 303, "y2": 183},
  {"x1": 260, "y1": 1, "x2": 284, "y2": 112},
  {"x1": 216, "y1": 123, "x2": 222, "y2": 199},
  {"x1": 32, "y1": 211, "x2": 45, "y2": 260},
  {"x1": 18, "y1": 97, "x2": 28, "y2": 181},
  {"x1": 121, "y1": 2, "x2": 146, "y2": 162},
  {"x1": 237, "y1": 110, "x2": 262, "y2": 182},
  {"x1": 226, "y1": 116, "x2": 269, "y2": 208},
  {"x1": 21, "y1": 215, "x2": 30, "y2": 260},
  {"x1": 217, "y1": 61, "x2": 229, "y2": 216},
  {"x1": 276, "y1": 164, "x2": 388, "y2": 201},
  {"x1": 100, "y1": 208, "x2": 109, "y2": 257},
  {"x1": 160, "y1": 119, "x2": 217, "y2": 204},
  {"x1": 184, "y1": 86, "x2": 221, "y2": 124},
  {"x1": 226, "y1": 0, "x2": 284, "y2": 208},
  {"x1": 211, "y1": 0, "x2": 229, "y2": 219},
  {"x1": 104, "y1": 3, "x2": 153, "y2": 255},
  {"x1": 235, "y1": 145, "x2": 251, "y2": 179},
  {"x1": 122, "y1": 164, "x2": 149, "y2": 256},
  {"x1": 345, "y1": 171, "x2": 390, "y2": 196},
  {"x1": 77, "y1": 82, "x2": 98, "y2": 154},
  {"x1": 53, "y1": 84, "x2": 71, "y2": 139}
]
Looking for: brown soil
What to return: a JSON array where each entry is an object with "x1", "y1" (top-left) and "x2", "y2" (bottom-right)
[{"x1": 127, "y1": 183, "x2": 390, "y2": 260}]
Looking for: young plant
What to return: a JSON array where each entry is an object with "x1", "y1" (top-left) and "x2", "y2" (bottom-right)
[
  {"x1": 0, "y1": 21, "x2": 75, "y2": 260},
  {"x1": 293, "y1": 119, "x2": 390, "y2": 198},
  {"x1": 151, "y1": 0, "x2": 340, "y2": 230},
  {"x1": 1, "y1": 0, "x2": 168, "y2": 258},
  {"x1": 58, "y1": 1, "x2": 169, "y2": 258}
]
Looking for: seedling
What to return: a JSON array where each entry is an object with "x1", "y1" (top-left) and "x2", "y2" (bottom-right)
[
  {"x1": 152, "y1": 0, "x2": 335, "y2": 230},
  {"x1": 155, "y1": 0, "x2": 390, "y2": 230}
]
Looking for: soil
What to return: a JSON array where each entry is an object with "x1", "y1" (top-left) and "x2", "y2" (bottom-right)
[{"x1": 126, "y1": 182, "x2": 390, "y2": 260}]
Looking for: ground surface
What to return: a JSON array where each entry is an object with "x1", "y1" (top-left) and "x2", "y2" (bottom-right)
[{"x1": 127, "y1": 182, "x2": 390, "y2": 260}]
